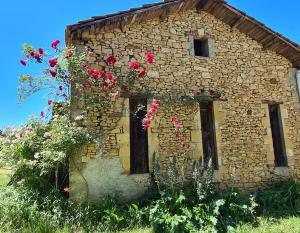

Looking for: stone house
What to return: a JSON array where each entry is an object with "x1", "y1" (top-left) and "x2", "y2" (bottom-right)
[{"x1": 66, "y1": 0, "x2": 300, "y2": 202}]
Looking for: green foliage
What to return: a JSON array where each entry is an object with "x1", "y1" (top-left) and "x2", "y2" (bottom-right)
[
  {"x1": 255, "y1": 179, "x2": 300, "y2": 217},
  {"x1": 0, "y1": 115, "x2": 93, "y2": 192}
]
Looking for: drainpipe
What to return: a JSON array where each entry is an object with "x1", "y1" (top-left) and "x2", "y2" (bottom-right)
[{"x1": 297, "y1": 70, "x2": 300, "y2": 101}]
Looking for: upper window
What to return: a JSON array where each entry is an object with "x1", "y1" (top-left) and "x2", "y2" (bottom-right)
[{"x1": 194, "y1": 38, "x2": 210, "y2": 57}]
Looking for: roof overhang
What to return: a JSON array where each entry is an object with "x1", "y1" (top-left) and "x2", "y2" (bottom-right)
[{"x1": 66, "y1": 0, "x2": 300, "y2": 68}]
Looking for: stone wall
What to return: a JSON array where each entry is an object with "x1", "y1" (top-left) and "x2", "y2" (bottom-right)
[{"x1": 68, "y1": 9, "x2": 300, "y2": 202}]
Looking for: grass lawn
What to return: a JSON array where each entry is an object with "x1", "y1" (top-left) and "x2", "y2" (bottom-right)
[
  {"x1": 237, "y1": 217, "x2": 300, "y2": 233},
  {"x1": 0, "y1": 167, "x2": 11, "y2": 186}
]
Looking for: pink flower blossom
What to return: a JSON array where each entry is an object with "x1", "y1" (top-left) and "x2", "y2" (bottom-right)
[
  {"x1": 34, "y1": 53, "x2": 42, "y2": 63},
  {"x1": 106, "y1": 73, "x2": 113, "y2": 81},
  {"x1": 20, "y1": 59, "x2": 26, "y2": 66},
  {"x1": 129, "y1": 60, "x2": 139, "y2": 70},
  {"x1": 49, "y1": 58, "x2": 58, "y2": 67},
  {"x1": 48, "y1": 100, "x2": 52, "y2": 105},
  {"x1": 38, "y1": 48, "x2": 44, "y2": 55},
  {"x1": 98, "y1": 70, "x2": 106, "y2": 78},
  {"x1": 144, "y1": 52, "x2": 154, "y2": 64},
  {"x1": 40, "y1": 111, "x2": 44, "y2": 117},
  {"x1": 51, "y1": 40, "x2": 60, "y2": 49}
]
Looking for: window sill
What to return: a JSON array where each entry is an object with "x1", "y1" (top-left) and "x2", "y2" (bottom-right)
[{"x1": 274, "y1": 166, "x2": 289, "y2": 176}]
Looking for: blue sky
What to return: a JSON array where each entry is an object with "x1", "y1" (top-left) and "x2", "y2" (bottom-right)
[{"x1": 0, "y1": 0, "x2": 299, "y2": 129}]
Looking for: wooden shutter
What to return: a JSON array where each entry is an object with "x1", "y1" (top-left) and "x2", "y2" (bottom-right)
[
  {"x1": 200, "y1": 102, "x2": 218, "y2": 169},
  {"x1": 129, "y1": 97, "x2": 149, "y2": 174}
]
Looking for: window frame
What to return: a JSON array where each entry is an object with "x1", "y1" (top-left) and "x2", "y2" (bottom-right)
[
  {"x1": 268, "y1": 104, "x2": 288, "y2": 167},
  {"x1": 129, "y1": 97, "x2": 149, "y2": 174}
]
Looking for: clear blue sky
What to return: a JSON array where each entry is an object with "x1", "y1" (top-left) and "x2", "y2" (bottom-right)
[{"x1": 0, "y1": 0, "x2": 299, "y2": 129}]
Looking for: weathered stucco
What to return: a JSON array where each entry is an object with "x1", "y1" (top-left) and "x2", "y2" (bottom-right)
[{"x1": 68, "y1": 9, "x2": 300, "y2": 202}]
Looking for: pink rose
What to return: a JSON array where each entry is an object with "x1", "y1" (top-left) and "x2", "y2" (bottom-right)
[
  {"x1": 51, "y1": 40, "x2": 60, "y2": 49},
  {"x1": 129, "y1": 60, "x2": 139, "y2": 70},
  {"x1": 38, "y1": 48, "x2": 44, "y2": 55},
  {"x1": 49, "y1": 58, "x2": 58, "y2": 67},
  {"x1": 144, "y1": 52, "x2": 154, "y2": 64}
]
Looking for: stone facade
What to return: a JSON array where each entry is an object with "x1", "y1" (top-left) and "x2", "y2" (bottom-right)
[{"x1": 68, "y1": 9, "x2": 300, "y2": 202}]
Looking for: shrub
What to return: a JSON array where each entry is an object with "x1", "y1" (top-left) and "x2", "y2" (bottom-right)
[
  {"x1": 0, "y1": 115, "x2": 93, "y2": 193},
  {"x1": 255, "y1": 179, "x2": 300, "y2": 217}
]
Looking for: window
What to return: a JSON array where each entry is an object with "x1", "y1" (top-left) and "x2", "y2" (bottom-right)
[
  {"x1": 268, "y1": 104, "x2": 288, "y2": 167},
  {"x1": 129, "y1": 97, "x2": 149, "y2": 174},
  {"x1": 194, "y1": 38, "x2": 210, "y2": 57},
  {"x1": 200, "y1": 102, "x2": 218, "y2": 169}
]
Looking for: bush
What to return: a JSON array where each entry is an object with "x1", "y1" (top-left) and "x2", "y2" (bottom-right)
[
  {"x1": 255, "y1": 179, "x2": 300, "y2": 217},
  {"x1": 0, "y1": 115, "x2": 93, "y2": 193}
]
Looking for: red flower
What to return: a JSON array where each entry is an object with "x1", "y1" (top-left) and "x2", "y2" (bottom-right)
[
  {"x1": 106, "y1": 73, "x2": 113, "y2": 81},
  {"x1": 30, "y1": 51, "x2": 35, "y2": 57},
  {"x1": 48, "y1": 100, "x2": 52, "y2": 105},
  {"x1": 59, "y1": 85, "x2": 63, "y2": 91},
  {"x1": 49, "y1": 69, "x2": 57, "y2": 77},
  {"x1": 35, "y1": 53, "x2": 42, "y2": 63},
  {"x1": 87, "y1": 69, "x2": 95, "y2": 75},
  {"x1": 153, "y1": 99, "x2": 160, "y2": 105},
  {"x1": 129, "y1": 60, "x2": 139, "y2": 70},
  {"x1": 175, "y1": 133, "x2": 180, "y2": 138},
  {"x1": 106, "y1": 55, "x2": 117, "y2": 65},
  {"x1": 98, "y1": 70, "x2": 106, "y2": 78},
  {"x1": 139, "y1": 69, "x2": 147, "y2": 77},
  {"x1": 82, "y1": 64, "x2": 88, "y2": 69},
  {"x1": 144, "y1": 52, "x2": 154, "y2": 64},
  {"x1": 51, "y1": 40, "x2": 60, "y2": 49},
  {"x1": 38, "y1": 48, "x2": 44, "y2": 55},
  {"x1": 20, "y1": 59, "x2": 26, "y2": 66},
  {"x1": 40, "y1": 111, "x2": 44, "y2": 117},
  {"x1": 49, "y1": 58, "x2": 58, "y2": 67},
  {"x1": 101, "y1": 82, "x2": 108, "y2": 89}
]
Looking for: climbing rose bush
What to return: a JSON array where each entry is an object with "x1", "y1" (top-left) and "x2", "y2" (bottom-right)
[{"x1": 19, "y1": 40, "x2": 156, "y2": 116}]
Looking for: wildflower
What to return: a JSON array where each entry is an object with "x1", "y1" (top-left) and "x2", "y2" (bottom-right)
[
  {"x1": 40, "y1": 111, "x2": 44, "y2": 117},
  {"x1": 129, "y1": 60, "x2": 139, "y2": 70},
  {"x1": 51, "y1": 39, "x2": 60, "y2": 49},
  {"x1": 20, "y1": 59, "x2": 26, "y2": 66},
  {"x1": 106, "y1": 55, "x2": 117, "y2": 65},
  {"x1": 49, "y1": 58, "x2": 58, "y2": 67},
  {"x1": 47, "y1": 100, "x2": 52, "y2": 105}
]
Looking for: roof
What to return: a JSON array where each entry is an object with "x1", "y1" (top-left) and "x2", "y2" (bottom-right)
[{"x1": 66, "y1": 0, "x2": 300, "y2": 68}]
